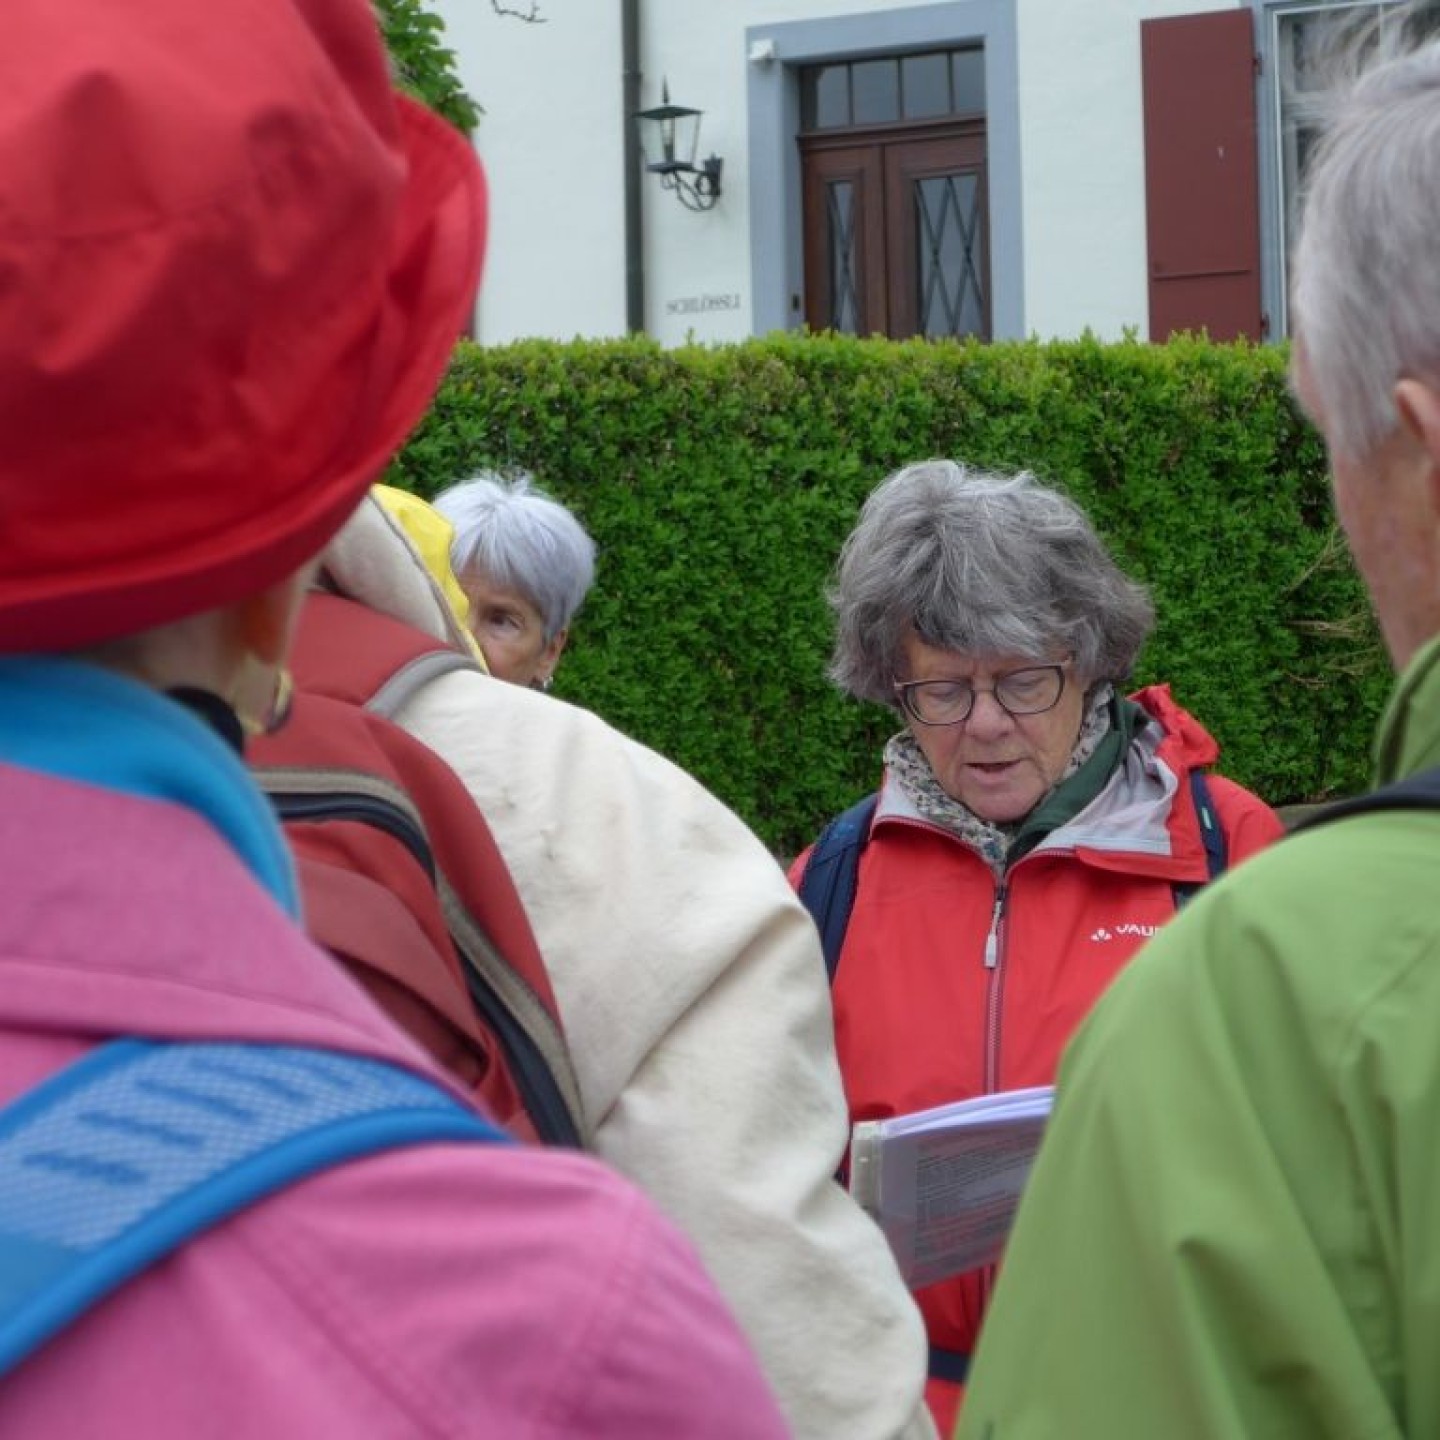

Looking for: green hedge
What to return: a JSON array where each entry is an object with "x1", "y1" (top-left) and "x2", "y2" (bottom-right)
[{"x1": 388, "y1": 332, "x2": 1388, "y2": 857}]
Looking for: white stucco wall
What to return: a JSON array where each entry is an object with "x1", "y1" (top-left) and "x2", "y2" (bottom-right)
[
  {"x1": 425, "y1": 0, "x2": 628, "y2": 342},
  {"x1": 427, "y1": 0, "x2": 1249, "y2": 346},
  {"x1": 1015, "y1": 0, "x2": 1242, "y2": 339},
  {"x1": 634, "y1": 0, "x2": 902, "y2": 346}
]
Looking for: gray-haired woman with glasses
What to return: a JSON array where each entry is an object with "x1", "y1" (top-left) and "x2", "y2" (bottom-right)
[{"x1": 790, "y1": 459, "x2": 1283, "y2": 1436}]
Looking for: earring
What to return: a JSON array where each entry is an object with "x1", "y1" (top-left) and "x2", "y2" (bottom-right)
[{"x1": 240, "y1": 668, "x2": 295, "y2": 737}]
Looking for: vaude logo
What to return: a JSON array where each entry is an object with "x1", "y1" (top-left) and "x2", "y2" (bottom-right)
[{"x1": 1089, "y1": 922, "x2": 1161, "y2": 943}]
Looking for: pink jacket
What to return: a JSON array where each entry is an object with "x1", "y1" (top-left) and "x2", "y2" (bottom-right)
[{"x1": 0, "y1": 758, "x2": 789, "y2": 1438}]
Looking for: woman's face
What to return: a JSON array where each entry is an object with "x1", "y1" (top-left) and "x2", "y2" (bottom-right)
[
  {"x1": 464, "y1": 574, "x2": 566, "y2": 688},
  {"x1": 896, "y1": 630, "x2": 1089, "y2": 823}
]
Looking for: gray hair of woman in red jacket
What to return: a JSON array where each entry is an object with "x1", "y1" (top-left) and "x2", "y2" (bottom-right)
[{"x1": 827, "y1": 460, "x2": 1155, "y2": 711}]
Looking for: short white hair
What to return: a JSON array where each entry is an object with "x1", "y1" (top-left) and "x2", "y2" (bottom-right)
[{"x1": 432, "y1": 471, "x2": 596, "y2": 640}]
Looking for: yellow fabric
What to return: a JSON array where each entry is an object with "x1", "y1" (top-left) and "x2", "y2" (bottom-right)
[{"x1": 371, "y1": 485, "x2": 488, "y2": 670}]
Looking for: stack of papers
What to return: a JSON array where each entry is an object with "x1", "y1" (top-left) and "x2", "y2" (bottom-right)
[{"x1": 849, "y1": 1085, "x2": 1054, "y2": 1289}]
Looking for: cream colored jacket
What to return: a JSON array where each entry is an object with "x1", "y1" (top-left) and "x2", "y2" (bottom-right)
[{"x1": 323, "y1": 497, "x2": 934, "y2": 1440}]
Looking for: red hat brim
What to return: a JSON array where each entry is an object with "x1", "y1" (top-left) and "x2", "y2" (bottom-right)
[{"x1": 0, "y1": 83, "x2": 486, "y2": 653}]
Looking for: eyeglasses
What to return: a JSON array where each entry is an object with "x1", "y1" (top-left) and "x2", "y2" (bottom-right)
[{"x1": 894, "y1": 663, "x2": 1070, "y2": 727}]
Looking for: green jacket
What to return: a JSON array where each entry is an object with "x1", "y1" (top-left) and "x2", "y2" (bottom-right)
[{"x1": 958, "y1": 634, "x2": 1440, "y2": 1440}]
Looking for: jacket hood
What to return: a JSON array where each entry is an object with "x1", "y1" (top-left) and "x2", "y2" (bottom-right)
[
  {"x1": 371, "y1": 486, "x2": 487, "y2": 666},
  {"x1": 321, "y1": 491, "x2": 480, "y2": 658},
  {"x1": 1043, "y1": 683, "x2": 1222, "y2": 875},
  {"x1": 1130, "y1": 683, "x2": 1221, "y2": 771}
]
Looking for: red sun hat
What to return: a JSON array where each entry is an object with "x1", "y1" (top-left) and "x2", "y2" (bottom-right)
[{"x1": 0, "y1": 0, "x2": 487, "y2": 653}]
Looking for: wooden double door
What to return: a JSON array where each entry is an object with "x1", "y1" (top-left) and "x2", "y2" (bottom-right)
[{"x1": 801, "y1": 124, "x2": 989, "y2": 340}]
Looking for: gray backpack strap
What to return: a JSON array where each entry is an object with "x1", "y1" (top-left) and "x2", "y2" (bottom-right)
[{"x1": 367, "y1": 650, "x2": 483, "y2": 720}]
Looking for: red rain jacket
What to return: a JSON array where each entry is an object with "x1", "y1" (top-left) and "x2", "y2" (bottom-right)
[{"x1": 792, "y1": 685, "x2": 1284, "y2": 1433}]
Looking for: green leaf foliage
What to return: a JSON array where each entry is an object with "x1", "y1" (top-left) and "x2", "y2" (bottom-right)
[
  {"x1": 390, "y1": 333, "x2": 1387, "y2": 858},
  {"x1": 375, "y1": 0, "x2": 481, "y2": 134}
]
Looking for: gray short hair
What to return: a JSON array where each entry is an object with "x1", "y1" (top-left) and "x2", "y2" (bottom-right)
[
  {"x1": 1292, "y1": 13, "x2": 1440, "y2": 462},
  {"x1": 827, "y1": 460, "x2": 1155, "y2": 706},
  {"x1": 432, "y1": 470, "x2": 597, "y2": 641}
]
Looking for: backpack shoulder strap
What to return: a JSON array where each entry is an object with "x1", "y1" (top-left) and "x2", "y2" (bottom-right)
[
  {"x1": 1294, "y1": 765, "x2": 1440, "y2": 830},
  {"x1": 797, "y1": 793, "x2": 879, "y2": 983},
  {"x1": 368, "y1": 649, "x2": 481, "y2": 720},
  {"x1": 252, "y1": 714, "x2": 585, "y2": 1150},
  {"x1": 0, "y1": 1039, "x2": 506, "y2": 1378},
  {"x1": 250, "y1": 591, "x2": 586, "y2": 1151},
  {"x1": 1171, "y1": 769, "x2": 1229, "y2": 910},
  {"x1": 290, "y1": 591, "x2": 482, "y2": 713},
  {"x1": 1191, "y1": 769, "x2": 1228, "y2": 880}
]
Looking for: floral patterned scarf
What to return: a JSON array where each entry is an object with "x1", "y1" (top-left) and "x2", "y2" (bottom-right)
[{"x1": 882, "y1": 681, "x2": 1117, "y2": 874}]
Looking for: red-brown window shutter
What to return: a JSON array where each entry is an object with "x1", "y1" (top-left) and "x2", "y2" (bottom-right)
[{"x1": 1141, "y1": 9, "x2": 1263, "y2": 342}]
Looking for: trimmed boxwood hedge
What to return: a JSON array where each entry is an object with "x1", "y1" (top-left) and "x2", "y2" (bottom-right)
[{"x1": 388, "y1": 331, "x2": 1388, "y2": 858}]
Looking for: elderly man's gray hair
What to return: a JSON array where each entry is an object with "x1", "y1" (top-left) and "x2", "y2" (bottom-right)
[
  {"x1": 827, "y1": 460, "x2": 1155, "y2": 707},
  {"x1": 1292, "y1": 16, "x2": 1440, "y2": 463},
  {"x1": 433, "y1": 470, "x2": 597, "y2": 641}
]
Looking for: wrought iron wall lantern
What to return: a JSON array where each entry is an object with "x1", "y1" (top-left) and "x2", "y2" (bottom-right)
[{"x1": 634, "y1": 81, "x2": 723, "y2": 212}]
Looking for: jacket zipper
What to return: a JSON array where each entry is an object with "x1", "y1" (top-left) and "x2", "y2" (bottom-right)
[
  {"x1": 981, "y1": 878, "x2": 1008, "y2": 1094},
  {"x1": 976, "y1": 875, "x2": 1011, "y2": 1320}
]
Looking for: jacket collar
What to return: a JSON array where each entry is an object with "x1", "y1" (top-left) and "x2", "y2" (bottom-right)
[
  {"x1": 1373, "y1": 631, "x2": 1440, "y2": 787},
  {"x1": 322, "y1": 494, "x2": 477, "y2": 654},
  {"x1": 1010, "y1": 691, "x2": 1142, "y2": 862},
  {"x1": 0, "y1": 656, "x2": 298, "y2": 918},
  {"x1": 876, "y1": 686, "x2": 1217, "y2": 875}
]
